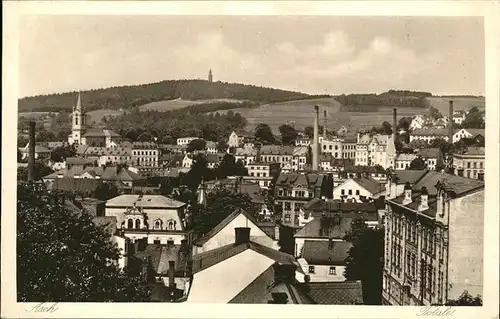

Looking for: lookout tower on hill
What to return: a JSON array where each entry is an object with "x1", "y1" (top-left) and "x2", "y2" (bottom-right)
[{"x1": 208, "y1": 69, "x2": 213, "y2": 83}]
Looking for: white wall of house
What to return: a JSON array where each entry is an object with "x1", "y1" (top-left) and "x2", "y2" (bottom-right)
[
  {"x1": 193, "y1": 213, "x2": 277, "y2": 255},
  {"x1": 332, "y1": 178, "x2": 379, "y2": 202},
  {"x1": 297, "y1": 258, "x2": 346, "y2": 282}
]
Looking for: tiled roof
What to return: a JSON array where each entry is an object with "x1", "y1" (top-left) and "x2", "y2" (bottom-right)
[
  {"x1": 343, "y1": 165, "x2": 385, "y2": 174},
  {"x1": 101, "y1": 167, "x2": 145, "y2": 181},
  {"x1": 66, "y1": 157, "x2": 98, "y2": 166},
  {"x1": 300, "y1": 281, "x2": 363, "y2": 304},
  {"x1": 85, "y1": 146, "x2": 131, "y2": 157},
  {"x1": 51, "y1": 178, "x2": 101, "y2": 194},
  {"x1": 301, "y1": 240, "x2": 352, "y2": 265},
  {"x1": 407, "y1": 139, "x2": 430, "y2": 149},
  {"x1": 351, "y1": 176, "x2": 386, "y2": 195},
  {"x1": 276, "y1": 173, "x2": 324, "y2": 189},
  {"x1": 391, "y1": 170, "x2": 427, "y2": 185},
  {"x1": 229, "y1": 265, "x2": 313, "y2": 304},
  {"x1": 464, "y1": 129, "x2": 485, "y2": 137},
  {"x1": 411, "y1": 128, "x2": 451, "y2": 136},
  {"x1": 105, "y1": 194, "x2": 186, "y2": 208},
  {"x1": 292, "y1": 146, "x2": 309, "y2": 156},
  {"x1": 132, "y1": 142, "x2": 158, "y2": 149},
  {"x1": 205, "y1": 179, "x2": 265, "y2": 204},
  {"x1": 193, "y1": 208, "x2": 267, "y2": 246},
  {"x1": 192, "y1": 241, "x2": 299, "y2": 274},
  {"x1": 260, "y1": 145, "x2": 294, "y2": 155},
  {"x1": 455, "y1": 147, "x2": 485, "y2": 156},
  {"x1": 416, "y1": 148, "x2": 441, "y2": 159},
  {"x1": 396, "y1": 153, "x2": 417, "y2": 161},
  {"x1": 132, "y1": 243, "x2": 190, "y2": 277},
  {"x1": 303, "y1": 198, "x2": 378, "y2": 214},
  {"x1": 294, "y1": 217, "x2": 352, "y2": 239},
  {"x1": 206, "y1": 153, "x2": 225, "y2": 163},
  {"x1": 205, "y1": 141, "x2": 217, "y2": 148}
]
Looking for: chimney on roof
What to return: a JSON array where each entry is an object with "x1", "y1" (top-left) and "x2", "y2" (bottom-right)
[
  {"x1": 168, "y1": 260, "x2": 175, "y2": 288},
  {"x1": 418, "y1": 187, "x2": 429, "y2": 212},
  {"x1": 402, "y1": 182, "x2": 412, "y2": 205},
  {"x1": 448, "y1": 101, "x2": 454, "y2": 144},
  {"x1": 234, "y1": 227, "x2": 250, "y2": 245},
  {"x1": 328, "y1": 237, "x2": 333, "y2": 250},
  {"x1": 28, "y1": 121, "x2": 36, "y2": 181},
  {"x1": 274, "y1": 225, "x2": 280, "y2": 241},
  {"x1": 393, "y1": 108, "x2": 397, "y2": 143},
  {"x1": 312, "y1": 105, "x2": 320, "y2": 172}
]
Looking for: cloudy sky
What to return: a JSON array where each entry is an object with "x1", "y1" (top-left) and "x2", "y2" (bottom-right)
[{"x1": 19, "y1": 15, "x2": 484, "y2": 97}]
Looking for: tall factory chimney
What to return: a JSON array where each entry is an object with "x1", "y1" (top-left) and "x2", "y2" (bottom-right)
[
  {"x1": 392, "y1": 108, "x2": 397, "y2": 143},
  {"x1": 312, "y1": 105, "x2": 320, "y2": 171},
  {"x1": 323, "y1": 110, "x2": 327, "y2": 140},
  {"x1": 28, "y1": 121, "x2": 36, "y2": 181},
  {"x1": 448, "y1": 100, "x2": 454, "y2": 144}
]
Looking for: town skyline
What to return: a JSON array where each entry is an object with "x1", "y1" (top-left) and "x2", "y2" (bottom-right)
[{"x1": 19, "y1": 16, "x2": 484, "y2": 98}]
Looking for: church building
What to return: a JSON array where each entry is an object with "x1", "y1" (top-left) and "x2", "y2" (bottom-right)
[{"x1": 68, "y1": 93, "x2": 122, "y2": 147}]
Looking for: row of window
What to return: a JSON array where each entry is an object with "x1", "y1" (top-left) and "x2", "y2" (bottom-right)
[
  {"x1": 132, "y1": 150, "x2": 158, "y2": 155},
  {"x1": 308, "y1": 266, "x2": 338, "y2": 275},
  {"x1": 340, "y1": 189, "x2": 361, "y2": 196},
  {"x1": 250, "y1": 172, "x2": 268, "y2": 177}
]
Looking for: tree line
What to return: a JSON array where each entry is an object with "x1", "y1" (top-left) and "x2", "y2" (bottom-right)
[
  {"x1": 335, "y1": 91, "x2": 431, "y2": 109},
  {"x1": 18, "y1": 79, "x2": 312, "y2": 113}
]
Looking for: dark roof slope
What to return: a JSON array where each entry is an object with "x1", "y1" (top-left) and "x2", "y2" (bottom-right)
[
  {"x1": 295, "y1": 217, "x2": 352, "y2": 239},
  {"x1": 300, "y1": 281, "x2": 363, "y2": 305},
  {"x1": 303, "y1": 198, "x2": 378, "y2": 214},
  {"x1": 301, "y1": 240, "x2": 352, "y2": 265},
  {"x1": 351, "y1": 176, "x2": 386, "y2": 194},
  {"x1": 51, "y1": 178, "x2": 101, "y2": 194},
  {"x1": 276, "y1": 173, "x2": 324, "y2": 188}
]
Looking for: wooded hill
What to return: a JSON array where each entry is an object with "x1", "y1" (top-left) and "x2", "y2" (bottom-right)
[
  {"x1": 18, "y1": 80, "x2": 313, "y2": 113},
  {"x1": 335, "y1": 90, "x2": 433, "y2": 110}
]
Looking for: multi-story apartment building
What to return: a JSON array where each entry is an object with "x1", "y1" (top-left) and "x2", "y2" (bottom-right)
[
  {"x1": 274, "y1": 173, "x2": 328, "y2": 227},
  {"x1": 260, "y1": 145, "x2": 294, "y2": 169},
  {"x1": 78, "y1": 146, "x2": 132, "y2": 166},
  {"x1": 321, "y1": 137, "x2": 343, "y2": 159},
  {"x1": 355, "y1": 133, "x2": 396, "y2": 169},
  {"x1": 246, "y1": 162, "x2": 280, "y2": 179},
  {"x1": 105, "y1": 194, "x2": 194, "y2": 245},
  {"x1": 409, "y1": 129, "x2": 450, "y2": 144},
  {"x1": 177, "y1": 137, "x2": 198, "y2": 146},
  {"x1": 235, "y1": 144, "x2": 257, "y2": 165},
  {"x1": 295, "y1": 137, "x2": 312, "y2": 147},
  {"x1": 228, "y1": 130, "x2": 253, "y2": 148},
  {"x1": 382, "y1": 171, "x2": 484, "y2": 305},
  {"x1": 131, "y1": 142, "x2": 159, "y2": 167},
  {"x1": 452, "y1": 147, "x2": 485, "y2": 180},
  {"x1": 342, "y1": 137, "x2": 357, "y2": 160},
  {"x1": 292, "y1": 146, "x2": 309, "y2": 171}
]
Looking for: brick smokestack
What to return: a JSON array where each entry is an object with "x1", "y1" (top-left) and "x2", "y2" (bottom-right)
[
  {"x1": 312, "y1": 105, "x2": 319, "y2": 171},
  {"x1": 448, "y1": 100, "x2": 454, "y2": 144},
  {"x1": 392, "y1": 108, "x2": 397, "y2": 143},
  {"x1": 323, "y1": 110, "x2": 327, "y2": 140},
  {"x1": 28, "y1": 121, "x2": 36, "y2": 181}
]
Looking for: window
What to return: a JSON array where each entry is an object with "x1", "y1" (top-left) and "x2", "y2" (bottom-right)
[
  {"x1": 284, "y1": 214, "x2": 291, "y2": 222},
  {"x1": 167, "y1": 219, "x2": 177, "y2": 230},
  {"x1": 341, "y1": 189, "x2": 345, "y2": 195},
  {"x1": 284, "y1": 202, "x2": 291, "y2": 210},
  {"x1": 329, "y1": 267, "x2": 337, "y2": 275},
  {"x1": 167, "y1": 240, "x2": 174, "y2": 246},
  {"x1": 467, "y1": 162, "x2": 471, "y2": 168},
  {"x1": 154, "y1": 219, "x2": 162, "y2": 230},
  {"x1": 153, "y1": 239, "x2": 161, "y2": 245},
  {"x1": 135, "y1": 219, "x2": 141, "y2": 229},
  {"x1": 348, "y1": 189, "x2": 352, "y2": 195},
  {"x1": 127, "y1": 219, "x2": 133, "y2": 229},
  {"x1": 278, "y1": 189, "x2": 284, "y2": 196},
  {"x1": 356, "y1": 190, "x2": 360, "y2": 196},
  {"x1": 480, "y1": 162, "x2": 483, "y2": 169},
  {"x1": 308, "y1": 266, "x2": 315, "y2": 274}
]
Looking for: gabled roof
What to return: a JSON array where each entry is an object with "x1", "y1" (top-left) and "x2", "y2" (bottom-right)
[
  {"x1": 416, "y1": 148, "x2": 441, "y2": 159},
  {"x1": 275, "y1": 173, "x2": 324, "y2": 189},
  {"x1": 66, "y1": 157, "x2": 98, "y2": 166},
  {"x1": 132, "y1": 142, "x2": 158, "y2": 149},
  {"x1": 463, "y1": 128, "x2": 485, "y2": 137},
  {"x1": 454, "y1": 147, "x2": 485, "y2": 156},
  {"x1": 349, "y1": 176, "x2": 386, "y2": 195},
  {"x1": 206, "y1": 153, "x2": 225, "y2": 163},
  {"x1": 396, "y1": 153, "x2": 417, "y2": 161},
  {"x1": 192, "y1": 241, "x2": 299, "y2": 274},
  {"x1": 132, "y1": 244, "x2": 190, "y2": 276},
  {"x1": 294, "y1": 217, "x2": 352, "y2": 239},
  {"x1": 391, "y1": 170, "x2": 428, "y2": 185},
  {"x1": 301, "y1": 240, "x2": 352, "y2": 265},
  {"x1": 193, "y1": 209, "x2": 269, "y2": 246},
  {"x1": 411, "y1": 128, "x2": 451, "y2": 136},
  {"x1": 303, "y1": 198, "x2": 378, "y2": 214},
  {"x1": 105, "y1": 194, "x2": 186, "y2": 208},
  {"x1": 51, "y1": 177, "x2": 101, "y2": 194},
  {"x1": 299, "y1": 281, "x2": 363, "y2": 304},
  {"x1": 260, "y1": 145, "x2": 294, "y2": 155},
  {"x1": 101, "y1": 166, "x2": 145, "y2": 181},
  {"x1": 229, "y1": 265, "x2": 314, "y2": 304}
]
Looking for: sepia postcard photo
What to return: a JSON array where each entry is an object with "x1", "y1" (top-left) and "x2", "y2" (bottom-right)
[{"x1": 2, "y1": 1, "x2": 499, "y2": 318}]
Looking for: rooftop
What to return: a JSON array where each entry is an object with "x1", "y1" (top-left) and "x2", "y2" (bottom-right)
[
  {"x1": 276, "y1": 173, "x2": 324, "y2": 189},
  {"x1": 303, "y1": 198, "x2": 378, "y2": 215},
  {"x1": 299, "y1": 281, "x2": 363, "y2": 305},
  {"x1": 411, "y1": 128, "x2": 452, "y2": 136},
  {"x1": 350, "y1": 176, "x2": 386, "y2": 195},
  {"x1": 415, "y1": 148, "x2": 441, "y2": 159},
  {"x1": 301, "y1": 240, "x2": 352, "y2": 265},
  {"x1": 105, "y1": 194, "x2": 186, "y2": 208}
]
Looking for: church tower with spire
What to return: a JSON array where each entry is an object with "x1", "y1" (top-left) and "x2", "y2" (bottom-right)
[
  {"x1": 197, "y1": 178, "x2": 207, "y2": 207},
  {"x1": 69, "y1": 93, "x2": 86, "y2": 145},
  {"x1": 208, "y1": 69, "x2": 213, "y2": 83}
]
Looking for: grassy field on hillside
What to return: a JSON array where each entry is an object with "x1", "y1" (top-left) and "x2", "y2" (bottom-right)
[
  {"x1": 213, "y1": 97, "x2": 428, "y2": 133},
  {"x1": 87, "y1": 109, "x2": 125, "y2": 125},
  {"x1": 139, "y1": 98, "x2": 249, "y2": 111},
  {"x1": 426, "y1": 97, "x2": 485, "y2": 114}
]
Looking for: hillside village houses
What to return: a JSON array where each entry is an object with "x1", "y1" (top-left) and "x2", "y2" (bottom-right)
[
  {"x1": 332, "y1": 174, "x2": 386, "y2": 203},
  {"x1": 395, "y1": 153, "x2": 418, "y2": 170},
  {"x1": 176, "y1": 137, "x2": 198, "y2": 146},
  {"x1": 409, "y1": 128, "x2": 450, "y2": 144},
  {"x1": 415, "y1": 148, "x2": 443, "y2": 171},
  {"x1": 453, "y1": 110, "x2": 467, "y2": 125}
]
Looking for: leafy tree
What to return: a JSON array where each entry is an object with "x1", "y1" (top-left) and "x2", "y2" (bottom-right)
[
  {"x1": 254, "y1": 123, "x2": 275, "y2": 145},
  {"x1": 409, "y1": 157, "x2": 427, "y2": 170},
  {"x1": 186, "y1": 139, "x2": 206, "y2": 153},
  {"x1": 36, "y1": 128, "x2": 56, "y2": 142},
  {"x1": 94, "y1": 182, "x2": 120, "y2": 201},
  {"x1": 50, "y1": 145, "x2": 77, "y2": 162},
  {"x1": 159, "y1": 135, "x2": 175, "y2": 145},
  {"x1": 279, "y1": 124, "x2": 298, "y2": 146},
  {"x1": 216, "y1": 154, "x2": 248, "y2": 179},
  {"x1": 216, "y1": 139, "x2": 228, "y2": 152},
  {"x1": 137, "y1": 131, "x2": 154, "y2": 142},
  {"x1": 17, "y1": 182, "x2": 151, "y2": 301},
  {"x1": 17, "y1": 162, "x2": 54, "y2": 181},
  {"x1": 343, "y1": 218, "x2": 384, "y2": 305},
  {"x1": 430, "y1": 138, "x2": 453, "y2": 155},
  {"x1": 428, "y1": 106, "x2": 443, "y2": 120},
  {"x1": 159, "y1": 179, "x2": 173, "y2": 196},
  {"x1": 381, "y1": 121, "x2": 393, "y2": 135},
  {"x1": 193, "y1": 188, "x2": 259, "y2": 235},
  {"x1": 444, "y1": 290, "x2": 482, "y2": 306},
  {"x1": 462, "y1": 107, "x2": 485, "y2": 129},
  {"x1": 397, "y1": 117, "x2": 412, "y2": 131},
  {"x1": 184, "y1": 154, "x2": 209, "y2": 191}
]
